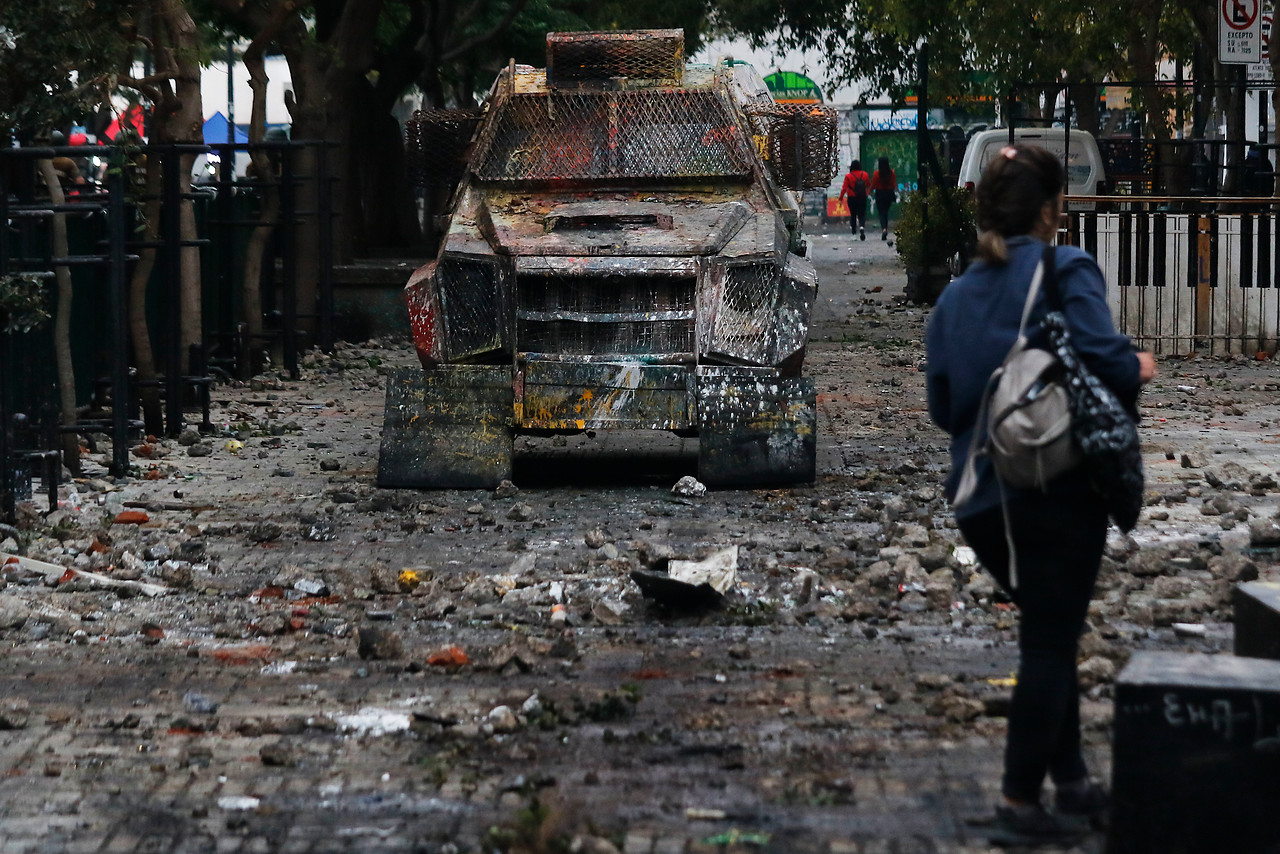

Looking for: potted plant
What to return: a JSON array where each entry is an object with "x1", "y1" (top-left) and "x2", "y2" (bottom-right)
[{"x1": 895, "y1": 183, "x2": 976, "y2": 305}]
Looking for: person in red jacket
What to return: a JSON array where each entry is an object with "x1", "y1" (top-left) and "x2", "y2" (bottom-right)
[
  {"x1": 870, "y1": 156, "x2": 897, "y2": 240},
  {"x1": 837, "y1": 159, "x2": 871, "y2": 240}
]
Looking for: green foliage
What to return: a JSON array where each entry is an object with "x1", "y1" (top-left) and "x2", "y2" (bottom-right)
[
  {"x1": 434, "y1": 0, "x2": 712, "y2": 105},
  {"x1": 0, "y1": 1, "x2": 134, "y2": 140},
  {"x1": 711, "y1": 0, "x2": 1198, "y2": 121},
  {"x1": 894, "y1": 183, "x2": 976, "y2": 271},
  {"x1": 0, "y1": 274, "x2": 51, "y2": 333}
]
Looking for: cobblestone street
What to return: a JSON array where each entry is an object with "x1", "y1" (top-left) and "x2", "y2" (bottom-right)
[{"x1": 1, "y1": 223, "x2": 1278, "y2": 853}]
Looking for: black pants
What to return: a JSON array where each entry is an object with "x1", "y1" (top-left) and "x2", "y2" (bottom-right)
[
  {"x1": 957, "y1": 491, "x2": 1107, "y2": 803},
  {"x1": 875, "y1": 192, "x2": 893, "y2": 231},
  {"x1": 848, "y1": 196, "x2": 867, "y2": 232}
]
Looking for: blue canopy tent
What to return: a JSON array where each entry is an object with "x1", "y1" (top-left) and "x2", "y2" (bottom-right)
[
  {"x1": 194, "y1": 112, "x2": 250, "y2": 182},
  {"x1": 202, "y1": 112, "x2": 249, "y2": 145}
]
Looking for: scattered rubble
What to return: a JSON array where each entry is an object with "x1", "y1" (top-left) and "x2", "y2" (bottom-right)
[{"x1": 0, "y1": 239, "x2": 1278, "y2": 851}]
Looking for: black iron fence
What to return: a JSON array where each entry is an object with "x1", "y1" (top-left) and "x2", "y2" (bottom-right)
[{"x1": 0, "y1": 139, "x2": 335, "y2": 524}]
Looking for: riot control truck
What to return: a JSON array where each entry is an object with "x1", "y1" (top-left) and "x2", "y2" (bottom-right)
[{"x1": 378, "y1": 29, "x2": 837, "y2": 488}]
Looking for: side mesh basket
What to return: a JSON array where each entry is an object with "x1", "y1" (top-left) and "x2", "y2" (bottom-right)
[
  {"x1": 405, "y1": 108, "x2": 483, "y2": 190},
  {"x1": 743, "y1": 103, "x2": 839, "y2": 191}
]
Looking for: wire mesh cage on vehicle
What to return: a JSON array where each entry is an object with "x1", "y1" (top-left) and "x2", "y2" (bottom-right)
[
  {"x1": 406, "y1": 108, "x2": 483, "y2": 189},
  {"x1": 546, "y1": 30, "x2": 684, "y2": 87},
  {"x1": 743, "y1": 103, "x2": 839, "y2": 191},
  {"x1": 711, "y1": 263, "x2": 777, "y2": 364},
  {"x1": 471, "y1": 90, "x2": 753, "y2": 183}
]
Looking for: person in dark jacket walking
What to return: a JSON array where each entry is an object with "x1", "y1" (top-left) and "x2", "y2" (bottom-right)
[
  {"x1": 869, "y1": 156, "x2": 896, "y2": 239},
  {"x1": 838, "y1": 159, "x2": 871, "y2": 240},
  {"x1": 925, "y1": 146, "x2": 1155, "y2": 847}
]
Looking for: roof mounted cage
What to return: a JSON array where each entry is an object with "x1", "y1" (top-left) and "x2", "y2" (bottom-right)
[
  {"x1": 470, "y1": 89, "x2": 753, "y2": 184},
  {"x1": 546, "y1": 29, "x2": 684, "y2": 87}
]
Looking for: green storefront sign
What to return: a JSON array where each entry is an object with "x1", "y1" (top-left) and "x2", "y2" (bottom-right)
[{"x1": 764, "y1": 71, "x2": 823, "y2": 103}]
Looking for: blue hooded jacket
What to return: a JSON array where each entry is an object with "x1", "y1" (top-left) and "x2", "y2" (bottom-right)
[{"x1": 925, "y1": 235, "x2": 1141, "y2": 517}]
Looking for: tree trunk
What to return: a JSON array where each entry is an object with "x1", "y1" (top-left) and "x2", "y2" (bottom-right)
[
  {"x1": 241, "y1": 43, "x2": 280, "y2": 356},
  {"x1": 1272, "y1": 38, "x2": 1280, "y2": 192},
  {"x1": 1068, "y1": 82, "x2": 1100, "y2": 136},
  {"x1": 162, "y1": 0, "x2": 204, "y2": 374},
  {"x1": 36, "y1": 160, "x2": 83, "y2": 474},
  {"x1": 1129, "y1": 5, "x2": 1177, "y2": 194},
  {"x1": 280, "y1": 0, "x2": 386, "y2": 344},
  {"x1": 353, "y1": 105, "x2": 423, "y2": 252},
  {"x1": 1220, "y1": 65, "x2": 1246, "y2": 195},
  {"x1": 128, "y1": 159, "x2": 166, "y2": 436}
]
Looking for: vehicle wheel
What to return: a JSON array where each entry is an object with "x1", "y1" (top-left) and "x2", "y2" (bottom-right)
[
  {"x1": 696, "y1": 370, "x2": 816, "y2": 487},
  {"x1": 377, "y1": 366, "x2": 513, "y2": 488}
]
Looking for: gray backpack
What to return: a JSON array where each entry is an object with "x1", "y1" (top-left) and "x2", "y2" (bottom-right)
[{"x1": 953, "y1": 251, "x2": 1082, "y2": 564}]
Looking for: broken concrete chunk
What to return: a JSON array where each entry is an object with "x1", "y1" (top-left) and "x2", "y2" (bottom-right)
[
  {"x1": 671, "y1": 476, "x2": 706, "y2": 498},
  {"x1": 488, "y1": 705, "x2": 520, "y2": 733},
  {"x1": 592, "y1": 598, "x2": 629, "y2": 625},
  {"x1": 631, "y1": 545, "x2": 738, "y2": 608},
  {"x1": 0, "y1": 699, "x2": 31, "y2": 730},
  {"x1": 182, "y1": 690, "x2": 220, "y2": 715},
  {"x1": 293, "y1": 577, "x2": 328, "y2": 597},
  {"x1": 247, "y1": 522, "x2": 282, "y2": 543},
  {"x1": 507, "y1": 502, "x2": 535, "y2": 522},
  {"x1": 356, "y1": 625, "x2": 403, "y2": 660},
  {"x1": 1078, "y1": 656, "x2": 1116, "y2": 688},
  {"x1": 669, "y1": 546, "x2": 738, "y2": 595},
  {"x1": 0, "y1": 600, "x2": 31, "y2": 631},
  {"x1": 259, "y1": 742, "x2": 295, "y2": 767},
  {"x1": 1249, "y1": 518, "x2": 1280, "y2": 547}
]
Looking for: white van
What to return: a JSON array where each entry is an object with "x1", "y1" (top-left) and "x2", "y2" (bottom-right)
[{"x1": 958, "y1": 128, "x2": 1106, "y2": 200}]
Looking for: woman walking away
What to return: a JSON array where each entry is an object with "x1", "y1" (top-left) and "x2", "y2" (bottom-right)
[
  {"x1": 870, "y1": 156, "x2": 896, "y2": 239},
  {"x1": 838, "y1": 159, "x2": 871, "y2": 240},
  {"x1": 925, "y1": 146, "x2": 1155, "y2": 847}
]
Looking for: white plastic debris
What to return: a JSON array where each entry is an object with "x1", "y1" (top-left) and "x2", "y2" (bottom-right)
[
  {"x1": 668, "y1": 546, "x2": 738, "y2": 595},
  {"x1": 334, "y1": 707, "x2": 411, "y2": 736},
  {"x1": 260, "y1": 660, "x2": 298, "y2": 676},
  {"x1": 1, "y1": 552, "x2": 169, "y2": 597},
  {"x1": 217, "y1": 796, "x2": 261, "y2": 811}
]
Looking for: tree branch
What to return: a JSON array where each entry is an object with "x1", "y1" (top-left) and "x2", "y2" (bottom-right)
[
  {"x1": 118, "y1": 75, "x2": 166, "y2": 105},
  {"x1": 441, "y1": 0, "x2": 530, "y2": 63}
]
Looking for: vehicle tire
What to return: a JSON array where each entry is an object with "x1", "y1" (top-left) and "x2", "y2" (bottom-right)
[
  {"x1": 696, "y1": 370, "x2": 816, "y2": 487},
  {"x1": 377, "y1": 366, "x2": 513, "y2": 488}
]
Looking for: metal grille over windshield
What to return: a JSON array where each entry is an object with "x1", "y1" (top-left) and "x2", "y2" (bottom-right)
[
  {"x1": 516, "y1": 274, "x2": 696, "y2": 357},
  {"x1": 472, "y1": 90, "x2": 753, "y2": 183}
]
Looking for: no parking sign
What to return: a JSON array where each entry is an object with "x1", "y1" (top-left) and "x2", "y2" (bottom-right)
[{"x1": 1220, "y1": 0, "x2": 1263, "y2": 63}]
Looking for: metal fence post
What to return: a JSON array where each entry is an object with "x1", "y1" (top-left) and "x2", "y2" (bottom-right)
[
  {"x1": 280, "y1": 145, "x2": 298, "y2": 379},
  {"x1": 108, "y1": 153, "x2": 131, "y2": 477},
  {"x1": 0, "y1": 160, "x2": 11, "y2": 521},
  {"x1": 163, "y1": 146, "x2": 184, "y2": 437},
  {"x1": 317, "y1": 143, "x2": 334, "y2": 353}
]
